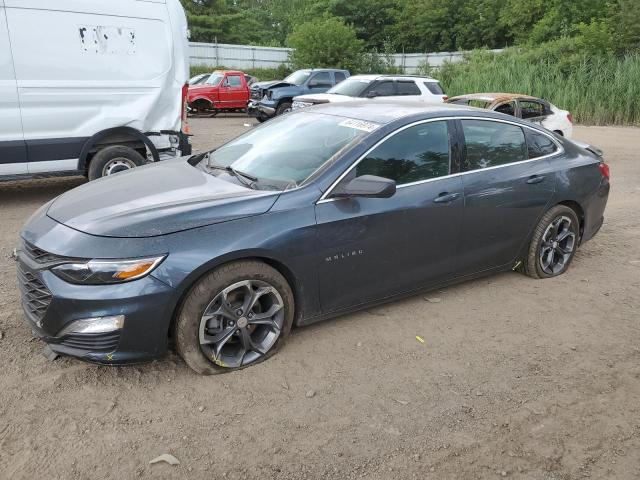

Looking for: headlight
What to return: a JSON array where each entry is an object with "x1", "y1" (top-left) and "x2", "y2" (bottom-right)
[{"x1": 52, "y1": 256, "x2": 166, "y2": 285}]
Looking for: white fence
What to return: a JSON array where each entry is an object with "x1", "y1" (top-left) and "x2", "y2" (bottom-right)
[
  {"x1": 189, "y1": 42, "x2": 291, "y2": 70},
  {"x1": 189, "y1": 42, "x2": 502, "y2": 73}
]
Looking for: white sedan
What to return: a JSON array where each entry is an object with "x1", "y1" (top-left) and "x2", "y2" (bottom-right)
[
  {"x1": 292, "y1": 74, "x2": 448, "y2": 110},
  {"x1": 447, "y1": 93, "x2": 573, "y2": 138}
]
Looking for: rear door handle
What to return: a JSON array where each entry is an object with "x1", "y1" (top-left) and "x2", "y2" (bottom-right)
[
  {"x1": 433, "y1": 192, "x2": 460, "y2": 204},
  {"x1": 526, "y1": 175, "x2": 545, "y2": 184}
]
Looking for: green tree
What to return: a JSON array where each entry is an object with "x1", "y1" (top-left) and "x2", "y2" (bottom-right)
[{"x1": 286, "y1": 16, "x2": 364, "y2": 71}]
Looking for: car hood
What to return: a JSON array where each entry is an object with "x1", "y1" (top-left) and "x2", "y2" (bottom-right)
[
  {"x1": 46, "y1": 159, "x2": 279, "y2": 238},
  {"x1": 189, "y1": 83, "x2": 213, "y2": 90},
  {"x1": 294, "y1": 93, "x2": 355, "y2": 104},
  {"x1": 252, "y1": 80, "x2": 291, "y2": 91}
]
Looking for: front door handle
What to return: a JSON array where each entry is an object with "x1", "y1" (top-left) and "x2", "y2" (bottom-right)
[
  {"x1": 433, "y1": 192, "x2": 460, "y2": 204},
  {"x1": 526, "y1": 175, "x2": 545, "y2": 184}
]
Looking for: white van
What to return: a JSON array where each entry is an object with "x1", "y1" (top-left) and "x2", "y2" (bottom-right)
[{"x1": 0, "y1": 0, "x2": 190, "y2": 181}]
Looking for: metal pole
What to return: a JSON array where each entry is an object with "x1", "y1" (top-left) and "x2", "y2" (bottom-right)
[{"x1": 214, "y1": 36, "x2": 218, "y2": 67}]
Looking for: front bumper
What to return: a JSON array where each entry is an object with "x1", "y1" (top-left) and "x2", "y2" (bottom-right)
[
  {"x1": 247, "y1": 99, "x2": 276, "y2": 119},
  {"x1": 16, "y1": 247, "x2": 176, "y2": 365}
]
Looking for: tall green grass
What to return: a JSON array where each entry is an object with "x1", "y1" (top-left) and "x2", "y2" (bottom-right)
[{"x1": 434, "y1": 50, "x2": 640, "y2": 125}]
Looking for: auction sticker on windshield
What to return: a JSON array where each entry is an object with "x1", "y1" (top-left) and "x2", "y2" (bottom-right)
[{"x1": 338, "y1": 119, "x2": 380, "y2": 132}]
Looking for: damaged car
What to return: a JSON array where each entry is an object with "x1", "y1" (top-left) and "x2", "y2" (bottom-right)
[
  {"x1": 247, "y1": 68, "x2": 349, "y2": 122},
  {"x1": 448, "y1": 93, "x2": 573, "y2": 138}
]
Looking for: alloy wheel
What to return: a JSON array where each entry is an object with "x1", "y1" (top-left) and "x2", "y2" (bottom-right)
[
  {"x1": 539, "y1": 215, "x2": 576, "y2": 275},
  {"x1": 198, "y1": 280, "x2": 285, "y2": 368}
]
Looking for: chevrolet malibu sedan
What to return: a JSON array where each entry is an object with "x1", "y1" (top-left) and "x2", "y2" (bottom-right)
[{"x1": 17, "y1": 103, "x2": 610, "y2": 374}]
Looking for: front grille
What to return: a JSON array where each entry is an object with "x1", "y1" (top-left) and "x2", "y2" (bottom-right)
[
  {"x1": 23, "y1": 240, "x2": 67, "y2": 264},
  {"x1": 58, "y1": 332, "x2": 120, "y2": 352},
  {"x1": 17, "y1": 262, "x2": 52, "y2": 322}
]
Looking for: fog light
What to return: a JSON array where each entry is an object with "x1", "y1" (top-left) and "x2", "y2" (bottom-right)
[{"x1": 57, "y1": 315, "x2": 125, "y2": 336}]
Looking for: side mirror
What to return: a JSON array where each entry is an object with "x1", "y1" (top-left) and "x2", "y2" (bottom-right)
[
  {"x1": 332, "y1": 175, "x2": 396, "y2": 199},
  {"x1": 366, "y1": 90, "x2": 378, "y2": 98}
]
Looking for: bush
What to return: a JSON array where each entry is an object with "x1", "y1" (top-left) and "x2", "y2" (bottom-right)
[
  {"x1": 434, "y1": 47, "x2": 640, "y2": 125},
  {"x1": 286, "y1": 16, "x2": 364, "y2": 72}
]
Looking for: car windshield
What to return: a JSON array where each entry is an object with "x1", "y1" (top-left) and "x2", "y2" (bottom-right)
[
  {"x1": 189, "y1": 74, "x2": 208, "y2": 85},
  {"x1": 284, "y1": 70, "x2": 311, "y2": 86},
  {"x1": 328, "y1": 78, "x2": 372, "y2": 96},
  {"x1": 203, "y1": 112, "x2": 374, "y2": 189},
  {"x1": 205, "y1": 73, "x2": 224, "y2": 85}
]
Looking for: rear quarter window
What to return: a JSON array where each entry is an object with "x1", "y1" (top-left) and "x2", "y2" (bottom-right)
[
  {"x1": 424, "y1": 82, "x2": 445, "y2": 95},
  {"x1": 525, "y1": 129, "x2": 559, "y2": 158},
  {"x1": 397, "y1": 81, "x2": 421, "y2": 96}
]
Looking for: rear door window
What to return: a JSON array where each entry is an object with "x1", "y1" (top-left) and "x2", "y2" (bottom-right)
[
  {"x1": 397, "y1": 81, "x2": 421, "y2": 96},
  {"x1": 461, "y1": 120, "x2": 527, "y2": 171},
  {"x1": 355, "y1": 121, "x2": 450, "y2": 184},
  {"x1": 334, "y1": 71, "x2": 346, "y2": 83},
  {"x1": 519, "y1": 101, "x2": 545, "y2": 119}
]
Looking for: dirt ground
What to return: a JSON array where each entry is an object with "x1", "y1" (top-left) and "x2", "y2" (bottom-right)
[{"x1": 0, "y1": 116, "x2": 639, "y2": 480}]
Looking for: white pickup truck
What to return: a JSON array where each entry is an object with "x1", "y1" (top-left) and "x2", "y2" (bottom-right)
[{"x1": 0, "y1": 0, "x2": 191, "y2": 181}]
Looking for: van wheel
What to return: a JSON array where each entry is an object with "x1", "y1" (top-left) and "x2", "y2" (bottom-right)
[
  {"x1": 174, "y1": 260, "x2": 294, "y2": 375},
  {"x1": 88, "y1": 145, "x2": 146, "y2": 181}
]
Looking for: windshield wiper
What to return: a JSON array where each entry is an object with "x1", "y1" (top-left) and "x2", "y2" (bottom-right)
[
  {"x1": 227, "y1": 165, "x2": 258, "y2": 186},
  {"x1": 206, "y1": 160, "x2": 258, "y2": 188}
]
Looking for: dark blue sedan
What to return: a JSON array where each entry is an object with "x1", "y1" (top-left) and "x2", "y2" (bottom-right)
[{"x1": 17, "y1": 102, "x2": 610, "y2": 374}]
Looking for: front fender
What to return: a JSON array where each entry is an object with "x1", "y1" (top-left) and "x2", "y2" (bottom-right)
[
  {"x1": 188, "y1": 95, "x2": 215, "y2": 106},
  {"x1": 270, "y1": 86, "x2": 302, "y2": 101}
]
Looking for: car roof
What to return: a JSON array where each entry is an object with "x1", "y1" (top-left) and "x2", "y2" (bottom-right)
[
  {"x1": 299, "y1": 68, "x2": 349, "y2": 73},
  {"x1": 213, "y1": 70, "x2": 245, "y2": 75},
  {"x1": 304, "y1": 101, "x2": 505, "y2": 125},
  {"x1": 348, "y1": 74, "x2": 439, "y2": 82},
  {"x1": 449, "y1": 92, "x2": 541, "y2": 103}
]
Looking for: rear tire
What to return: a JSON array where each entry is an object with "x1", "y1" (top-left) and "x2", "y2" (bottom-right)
[
  {"x1": 174, "y1": 261, "x2": 294, "y2": 375},
  {"x1": 87, "y1": 145, "x2": 146, "y2": 181},
  {"x1": 524, "y1": 205, "x2": 580, "y2": 279}
]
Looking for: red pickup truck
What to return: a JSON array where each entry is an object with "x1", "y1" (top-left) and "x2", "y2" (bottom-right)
[{"x1": 187, "y1": 70, "x2": 250, "y2": 115}]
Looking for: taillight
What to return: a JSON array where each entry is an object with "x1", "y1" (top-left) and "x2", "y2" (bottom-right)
[
  {"x1": 598, "y1": 162, "x2": 610, "y2": 180},
  {"x1": 567, "y1": 113, "x2": 573, "y2": 123},
  {"x1": 181, "y1": 83, "x2": 190, "y2": 135}
]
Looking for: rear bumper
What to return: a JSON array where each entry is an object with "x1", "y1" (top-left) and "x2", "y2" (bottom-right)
[{"x1": 581, "y1": 179, "x2": 610, "y2": 244}]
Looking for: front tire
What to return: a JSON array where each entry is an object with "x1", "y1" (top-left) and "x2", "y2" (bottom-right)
[
  {"x1": 276, "y1": 101, "x2": 292, "y2": 116},
  {"x1": 87, "y1": 145, "x2": 146, "y2": 181},
  {"x1": 174, "y1": 261, "x2": 294, "y2": 375},
  {"x1": 524, "y1": 205, "x2": 580, "y2": 279}
]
